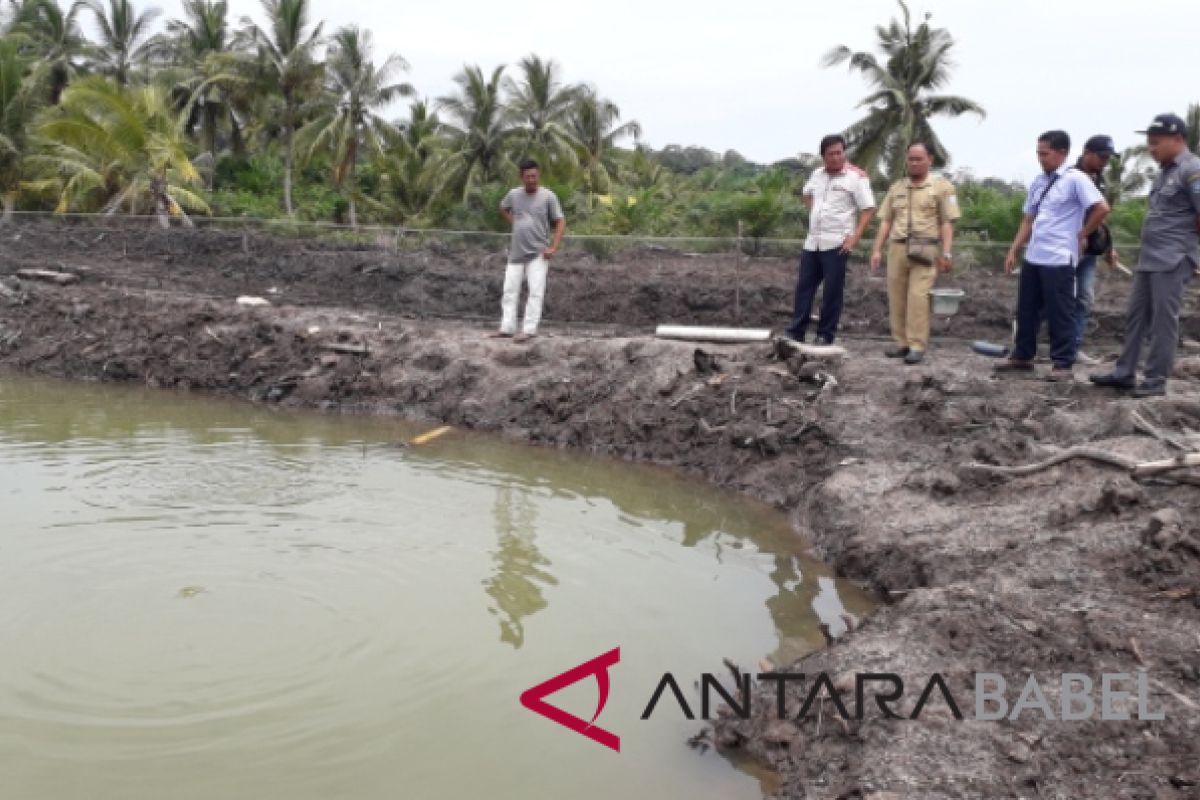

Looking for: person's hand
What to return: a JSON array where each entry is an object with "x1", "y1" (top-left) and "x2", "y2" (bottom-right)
[
  {"x1": 1077, "y1": 232, "x2": 1088, "y2": 256},
  {"x1": 840, "y1": 234, "x2": 859, "y2": 255},
  {"x1": 1108, "y1": 248, "x2": 1121, "y2": 268},
  {"x1": 937, "y1": 255, "x2": 952, "y2": 274},
  {"x1": 543, "y1": 246, "x2": 557, "y2": 259},
  {"x1": 1004, "y1": 250, "x2": 1018, "y2": 275},
  {"x1": 869, "y1": 251, "x2": 882, "y2": 274}
]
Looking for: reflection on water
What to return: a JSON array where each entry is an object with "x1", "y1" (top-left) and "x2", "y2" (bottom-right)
[
  {"x1": 0, "y1": 372, "x2": 874, "y2": 800},
  {"x1": 486, "y1": 487, "x2": 557, "y2": 648}
]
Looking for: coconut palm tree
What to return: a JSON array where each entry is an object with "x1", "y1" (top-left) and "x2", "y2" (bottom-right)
[
  {"x1": 0, "y1": 38, "x2": 42, "y2": 221},
  {"x1": 148, "y1": 0, "x2": 246, "y2": 187},
  {"x1": 503, "y1": 54, "x2": 578, "y2": 169},
  {"x1": 437, "y1": 63, "x2": 514, "y2": 201},
  {"x1": 823, "y1": 0, "x2": 984, "y2": 179},
  {"x1": 27, "y1": 75, "x2": 209, "y2": 225},
  {"x1": 146, "y1": 0, "x2": 227, "y2": 62},
  {"x1": 1103, "y1": 145, "x2": 1156, "y2": 206},
  {"x1": 377, "y1": 98, "x2": 444, "y2": 222},
  {"x1": 85, "y1": 0, "x2": 161, "y2": 85},
  {"x1": 569, "y1": 86, "x2": 640, "y2": 196},
  {"x1": 299, "y1": 25, "x2": 411, "y2": 226},
  {"x1": 8, "y1": 0, "x2": 91, "y2": 103},
  {"x1": 241, "y1": 0, "x2": 324, "y2": 216}
]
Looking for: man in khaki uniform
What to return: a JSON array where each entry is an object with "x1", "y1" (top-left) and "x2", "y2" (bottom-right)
[{"x1": 869, "y1": 143, "x2": 960, "y2": 364}]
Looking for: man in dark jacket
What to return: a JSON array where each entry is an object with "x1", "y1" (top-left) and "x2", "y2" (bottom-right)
[{"x1": 1071, "y1": 135, "x2": 1123, "y2": 364}]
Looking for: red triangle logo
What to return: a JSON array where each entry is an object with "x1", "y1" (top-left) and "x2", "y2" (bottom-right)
[{"x1": 519, "y1": 647, "x2": 621, "y2": 752}]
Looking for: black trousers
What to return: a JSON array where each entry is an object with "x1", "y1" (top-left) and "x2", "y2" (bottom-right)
[
  {"x1": 788, "y1": 248, "x2": 848, "y2": 343},
  {"x1": 1012, "y1": 260, "x2": 1076, "y2": 368}
]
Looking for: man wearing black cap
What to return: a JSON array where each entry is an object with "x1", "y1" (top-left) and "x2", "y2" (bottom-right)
[
  {"x1": 1091, "y1": 113, "x2": 1200, "y2": 397},
  {"x1": 1071, "y1": 135, "x2": 1122, "y2": 364}
]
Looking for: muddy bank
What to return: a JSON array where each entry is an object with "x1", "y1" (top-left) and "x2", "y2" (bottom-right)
[{"x1": 1, "y1": 224, "x2": 1200, "y2": 799}]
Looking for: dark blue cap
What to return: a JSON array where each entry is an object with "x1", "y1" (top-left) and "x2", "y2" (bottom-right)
[
  {"x1": 1083, "y1": 135, "x2": 1116, "y2": 157},
  {"x1": 1136, "y1": 113, "x2": 1188, "y2": 137}
]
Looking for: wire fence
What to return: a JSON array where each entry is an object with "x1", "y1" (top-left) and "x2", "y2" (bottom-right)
[{"x1": 0, "y1": 209, "x2": 1145, "y2": 275}]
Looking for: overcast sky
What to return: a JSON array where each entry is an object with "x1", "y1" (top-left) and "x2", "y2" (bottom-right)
[{"x1": 145, "y1": 0, "x2": 1196, "y2": 181}]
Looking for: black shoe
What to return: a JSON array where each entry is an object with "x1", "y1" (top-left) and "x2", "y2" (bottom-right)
[
  {"x1": 783, "y1": 331, "x2": 806, "y2": 344},
  {"x1": 904, "y1": 350, "x2": 925, "y2": 365},
  {"x1": 1089, "y1": 373, "x2": 1135, "y2": 389},
  {"x1": 885, "y1": 345, "x2": 910, "y2": 359},
  {"x1": 1133, "y1": 381, "x2": 1166, "y2": 398}
]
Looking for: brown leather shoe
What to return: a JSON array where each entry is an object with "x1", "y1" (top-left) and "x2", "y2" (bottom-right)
[{"x1": 993, "y1": 359, "x2": 1035, "y2": 373}]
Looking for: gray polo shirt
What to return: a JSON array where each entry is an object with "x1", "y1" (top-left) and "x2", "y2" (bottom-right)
[
  {"x1": 1138, "y1": 150, "x2": 1200, "y2": 273},
  {"x1": 501, "y1": 186, "x2": 564, "y2": 264}
]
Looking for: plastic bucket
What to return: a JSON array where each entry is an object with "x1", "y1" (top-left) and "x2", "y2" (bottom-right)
[{"x1": 929, "y1": 288, "x2": 965, "y2": 316}]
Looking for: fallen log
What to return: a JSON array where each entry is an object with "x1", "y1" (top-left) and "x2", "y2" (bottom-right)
[{"x1": 17, "y1": 269, "x2": 79, "y2": 286}]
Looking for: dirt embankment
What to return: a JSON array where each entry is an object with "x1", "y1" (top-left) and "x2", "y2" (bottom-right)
[
  {"x1": 2, "y1": 221, "x2": 1200, "y2": 799},
  {"x1": 5, "y1": 219, "x2": 1197, "y2": 341}
]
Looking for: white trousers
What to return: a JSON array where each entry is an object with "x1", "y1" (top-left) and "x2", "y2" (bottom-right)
[{"x1": 499, "y1": 257, "x2": 548, "y2": 334}]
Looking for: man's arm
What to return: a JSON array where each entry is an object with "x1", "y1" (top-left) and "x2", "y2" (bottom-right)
[
  {"x1": 843, "y1": 207, "x2": 875, "y2": 254},
  {"x1": 936, "y1": 182, "x2": 962, "y2": 274},
  {"x1": 1005, "y1": 215, "x2": 1035, "y2": 274},
  {"x1": 501, "y1": 209, "x2": 514, "y2": 224},
  {"x1": 544, "y1": 217, "x2": 566, "y2": 258},
  {"x1": 869, "y1": 218, "x2": 893, "y2": 274},
  {"x1": 1077, "y1": 201, "x2": 1111, "y2": 256},
  {"x1": 801, "y1": 173, "x2": 817, "y2": 211},
  {"x1": 1079, "y1": 201, "x2": 1111, "y2": 237},
  {"x1": 938, "y1": 219, "x2": 955, "y2": 273}
]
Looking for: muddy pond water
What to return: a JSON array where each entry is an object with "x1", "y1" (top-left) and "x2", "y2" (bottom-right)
[{"x1": 0, "y1": 373, "x2": 873, "y2": 799}]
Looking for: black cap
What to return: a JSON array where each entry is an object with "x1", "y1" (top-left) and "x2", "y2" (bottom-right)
[
  {"x1": 1083, "y1": 135, "x2": 1116, "y2": 157},
  {"x1": 1136, "y1": 113, "x2": 1188, "y2": 137}
]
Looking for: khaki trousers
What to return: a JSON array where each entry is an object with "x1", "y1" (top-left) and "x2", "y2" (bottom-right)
[{"x1": 887, "y1": 242, "x2": 938, "y2": 352}]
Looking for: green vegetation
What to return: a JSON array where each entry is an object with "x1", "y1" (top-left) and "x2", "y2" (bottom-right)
[{"x1": 0, "y1": 0, "x2": 1184, "y2": 253}]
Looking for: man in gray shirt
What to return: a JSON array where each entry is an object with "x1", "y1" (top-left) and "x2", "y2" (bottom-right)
[
  {"x1": 1091, "y1": 113, "x2": 1200, "y2": 397},
  {"x1": 493, "y1": 158, "x2": 566, "y2": 342}
]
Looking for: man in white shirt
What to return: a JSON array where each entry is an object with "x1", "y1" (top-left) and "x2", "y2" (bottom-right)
[{"x1": 785, "y1": 134, "x2": 876, "y2": 344}]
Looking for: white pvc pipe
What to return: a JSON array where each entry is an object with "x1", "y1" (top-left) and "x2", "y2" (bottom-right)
[{"x1": 654, "y1": 325, "x2": 773, "y2": 343}]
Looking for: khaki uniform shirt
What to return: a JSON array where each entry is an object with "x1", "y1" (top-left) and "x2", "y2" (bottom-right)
[{"x1": 878, "y1": 176, "x2": 961, "y2": 241}]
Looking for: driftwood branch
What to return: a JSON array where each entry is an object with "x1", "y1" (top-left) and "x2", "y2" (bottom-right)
[
  {"x1": 963, "y1": 446, "x2": 1200, "y2": 486},
  {"x1": 962, "y1": 447, "x2": 1138, "y2": 477},
  {"x1": 1131, "y1": 410, "x2": 1188, "y2": 451}
]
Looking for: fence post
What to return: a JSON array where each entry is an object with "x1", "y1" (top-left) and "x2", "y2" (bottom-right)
[{"x1": 735, "y1": 220, "x2": 744, "y2": 323}]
